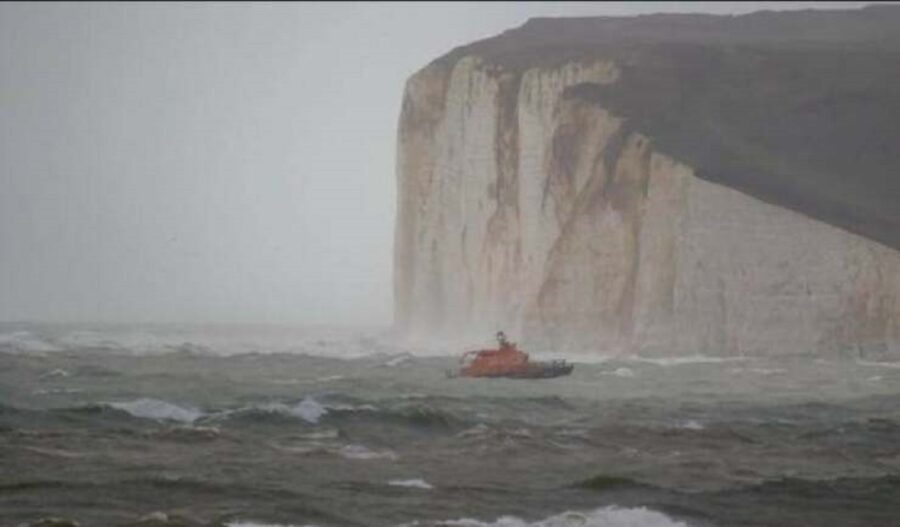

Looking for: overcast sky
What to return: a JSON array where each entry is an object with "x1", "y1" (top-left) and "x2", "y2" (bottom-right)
[{"x1": 0, "y1": 2, "x2": 881, "y2": 326}]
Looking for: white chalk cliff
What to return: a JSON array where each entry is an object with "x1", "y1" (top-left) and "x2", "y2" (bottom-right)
[{"x1": 394, "y1": 10, "x2": 900, "y2": 357}]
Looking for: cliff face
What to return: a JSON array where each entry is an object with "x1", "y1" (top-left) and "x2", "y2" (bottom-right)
[{"x1": 394, "y1": 7, "x2": 900, "y2": 356}]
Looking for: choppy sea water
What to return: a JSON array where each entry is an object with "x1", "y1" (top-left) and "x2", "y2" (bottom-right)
[{"x1": 1, "y1": 323, "x2": 899, "y2": 527}]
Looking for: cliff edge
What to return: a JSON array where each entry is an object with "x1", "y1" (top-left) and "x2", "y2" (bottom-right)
[{"x1": 394, "y1": 6, "x2": 900, "y2": 357}]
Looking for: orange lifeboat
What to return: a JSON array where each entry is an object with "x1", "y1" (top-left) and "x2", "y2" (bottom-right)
[{"x1": 453, "y1": 332, "x2": 573, "y2": 379}]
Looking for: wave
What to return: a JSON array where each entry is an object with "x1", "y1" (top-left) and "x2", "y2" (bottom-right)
[
  {"x1": 520, "y1": 352, "x2": 745, "y2": 367},
  {"x1": 0, "y1": 323, "x2": 397, "y2": 358},
  {"x1": 265, "y1": 437, "x2": 398, "y2": 462},
  {"x1": 729, "y1": 367, "x2": 786, "y2": 375},
  {"x1": 107, "y1": 398, "x2": 203, "y2": 423},
  {"x1": 31, "y1": 396, "x2": 459, "y2": 431},
  {"x1": 383, "y1": 353, "x2": 415, "y2": 367},
  {"x1": 256, "y1": 397, "x2": 464, "y2": 430},
  {"x1": 675, "y1": 420, "x2": 705, "y2": 431},
  {"x1": 211, "y1": 397, "x2": 378, "y2": 426},
  {"x1": 33, "y1": 387, "x2": 83, "y2": 395},
  {"x1": 456, "y1": 424, "x2": 534, "y2": 441},
  {"x1": 300, "y1": 428, "x2": 341, "y2": 441},
  {"x1": 14, "y1": 394, "x2": 534, "y2": 435},
  {"x1": 345, "y1": 404, "x2": 461, "y2": 429},
  {"x1": 103, "y1": 396, "x2": 337, "y2": 426},
  {"x1": 39, "y1": 368, "x2": 71, "y2": 378},
  {"x1": 265, "y1": 375, "x2": 348, "y2": 386},
  {"x1": 150, "y1": 424, "x2": 222, "y2": 443},
  {"x1": 388, "y1": 478, "x2": 433, "y2": 490},
  {"x1": 0, "y1": 328, "x2": 208, "y2": 356},
  {"x1": 21, "y1": 445, "x2": 89, "y2": 459},
  {"x1": 857, "y1": 359, "x2": 900, "y2": 369},
  {"x1": 722, "y1": 474, "x2": 900, "y2": 498},
  {"x1": 573, "y1": 474, "x2": 658, "y2": 492},
  {"x1": 227, "y1": 523, "x2": 320, "y2": 527},
  {"x1": 339, "y1": 444, "x2": 398, "y2": 461},
  {"x1": 0, "y1": 479, "x2": 73, "y2": 492},
  {"x1": 632, "y1": 355, "x2": 748, "y2": 367},
  {"x1": 397, "y1": 506, "x2": 690, "y2": 527},
  {"x1": 256, "y1": 398, "x2": 328, "y2": 424},
  {"x1": 216, "y1": 396, "x2": 575, "y2": 432},
  {"x1": 603, "y1": 367, "x2": 636, "y2": 378},
  {"x1": 0, "y1": 399, "x2": 205, "y2": 428},
  {"x1": 0, "y1": 331, "x2": 62, "y2": 353}
]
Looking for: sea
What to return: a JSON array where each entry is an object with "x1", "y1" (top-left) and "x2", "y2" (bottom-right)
[{"x1": 1, "y1": 322, "x2": 899, "y2": 527}]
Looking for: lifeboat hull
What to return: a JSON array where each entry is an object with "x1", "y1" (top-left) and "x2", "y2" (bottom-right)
[{"x1": 455, "y1": 346, "x2": 573, "y2": 379}]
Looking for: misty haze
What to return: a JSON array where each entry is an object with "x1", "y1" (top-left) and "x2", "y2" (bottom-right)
[{"x1": 1, "y1": 3, "x2": 899, "y2": 527}]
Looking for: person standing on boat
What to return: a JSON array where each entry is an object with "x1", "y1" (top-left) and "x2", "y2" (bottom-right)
[{"x1": 496, "y1": 331, "x2": 513, "y2": 351}]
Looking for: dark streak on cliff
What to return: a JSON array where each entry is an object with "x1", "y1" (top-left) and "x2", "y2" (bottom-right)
[{"x1": 480, "y1": 71, "x2": 524, "y2": 312}]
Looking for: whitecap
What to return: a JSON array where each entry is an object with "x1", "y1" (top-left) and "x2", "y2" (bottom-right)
[
  {"x1": 509, "y1": 428, "x2": 533, "y2": 438},
  {"x1": 556, "y1": 428, "x2": 590, "y2": 439},
  {"x1": 40, "y1": 368, "x2": 71, "y2": 378},
  {"x1": 33, "y1": 387, "x2": 82, "y2": 395},
  {"x1": 384, "y1": 354, "x2": 413, "y2": 367},
  {"x1": 0, "y1": 331, "x2": 61, "y2": 353},
  {"x1": 677, "y1": 420, "x2": 705, "y2": 430},
  {"x1": 209, "y1": 398, "x2": 330, "y2": 424},
  {"x1": 23, "y1": 446, "x2": 87, "y2": 459},
  {"x1": 339, "y1": 444, "x2": 398, "y2": 461},
  {"x1": 108, "y1": 398, "x2": 203, "y2": 423},
  {"x1": 457, "y1": 423, "x2": 491, "y2": 438},
  {"x1": 388, "y1": 478, "x2": 433, "y2": 490},
  {"x1": 251, "y1": 398, "x2": 328, "y2": 424},
  {"x1": 755, "y1": 368, "x2": 785, "y2": 375},
  {"x1": 137, "y1": 512, "x2": 170, "y2": 523},
  {"x1": 857, "y1": 360, "x2": 900, "y2": 369},
  {"x1": 609, "y1": 367, "x2": 635, "y2": 378},
  {"x1": 159, "y1": 424, "x2": 221, "y2": 440},
  {"x1": 325, "y1": 402, "x2": 377, "y2": 412},
  {"x1": 290, "y1": 397, "x2": 328, "y2": 423},
  {"x1": 266, "y1": 375, "x2": 344, "y2": 385},
  {"x1": 267, "y1": 378, "x2": 303, "y2": 385},
  {"x1": 291, "y1": 428, "x2": 338, "y2": 441},
  {"x1": 227, "y1": 522, "x2": 320, "y2": 527},
  {"x1": 539, "y1": 353, "x2": 615, "y2": 365},
  {"x1": 397, "y1": 505, "x2": 691, "y2": 526}
]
